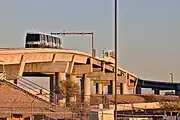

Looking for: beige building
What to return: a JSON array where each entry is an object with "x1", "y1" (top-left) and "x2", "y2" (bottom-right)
[{"x1": 89, "y1": 108, "x2": 114, "y2": 120}]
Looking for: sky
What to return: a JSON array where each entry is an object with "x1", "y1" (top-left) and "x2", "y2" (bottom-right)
[{"x1": 1, "y1": 0, "x2": 180, "y2": 84}]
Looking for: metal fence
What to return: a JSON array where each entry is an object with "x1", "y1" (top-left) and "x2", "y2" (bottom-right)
[{"x1": 1, "y1": 71, "x2": 180, "y2": 119}]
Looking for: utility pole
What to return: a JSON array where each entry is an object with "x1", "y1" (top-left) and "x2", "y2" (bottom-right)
[{"x1": 114, "y1": 0, "x2": 118, "y2": 120}]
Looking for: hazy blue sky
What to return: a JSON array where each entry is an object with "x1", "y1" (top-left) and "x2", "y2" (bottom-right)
[{"x1": 1, "y1": 0, "x2": 180, "y2": 83}]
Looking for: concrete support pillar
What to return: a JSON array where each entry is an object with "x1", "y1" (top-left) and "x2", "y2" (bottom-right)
[
  {"x1": 175, "y1": 90, "x2": 180, "y2": 96},
  {"x1": 120, "y1": 83, "x2": 123, "y2": 94},
  {"x1": 69, "y1": 74, "x2": 77, "y2": 103},
  {"x1": 57, "y1": 72, "x2": 66, "y2": 106},
  {"x1": 154, "y1": 89, "x2": 160, "y2": 95},
  {"x1": 18, "y1": 63, "x2": 25, "y2": 77},
  {"x1": 50, "y1": 75, "x2": 54, "y2": 103},
  {"x1": 80, "y1": 78, "x2": 84, "y2": 102},
  {"x1": 136, "y1": 86, "x2": 141, "y2": 94},
  {"x1": 122, "y1": 82, "x2": 129, "y2": 94},
  {"x1": 108, "y1": 81, "x2": 112, "y2": 94},
  {"x1": 83, "y1": 74, "x2": 91, "y2": 103},
  {"x1": 112, "y1": 81, "x2": 115, "y2": 94},
  {"x1": 96, "y1": 83, "x2": 103, "y2": 95},
  {"x1": 108, "y1": 80, "x2": 115, "y2": 94}
]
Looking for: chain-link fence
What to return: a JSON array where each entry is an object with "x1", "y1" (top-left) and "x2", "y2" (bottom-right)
[
  {"x1": 0, "y1": 102, "x2": 113, "y2": 120},
  {"x1": 1, "y1": 94, "x2": 180, "y2": 120},
  {"x1": 0, "y1": 66, "x2": 180, "y2": 119}
]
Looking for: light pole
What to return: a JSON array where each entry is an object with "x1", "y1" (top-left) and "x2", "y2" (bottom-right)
[
  {"x1": 169, "y1": 73, "x2": 174, "y2": 92},
  {"x1": 50, "y1": 32, "x2": 95, "y2": 57},
  {"x1": 169, "y1": 73, "x2": 174, "y2": 83},
  {"x1": 114, "y1": 0, "x2": 118, "y2": 120}
]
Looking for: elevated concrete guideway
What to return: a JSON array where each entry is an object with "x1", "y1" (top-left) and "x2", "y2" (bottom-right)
[
  {"x1": 136, "y1": 79, "x2": 180, "y2": 95},
  {"x1": 0, "y1": 48, "x2": 137, "y2": 105},
  {"x1": 0, "y1": 48, "x2": 136, "y2": 78}
]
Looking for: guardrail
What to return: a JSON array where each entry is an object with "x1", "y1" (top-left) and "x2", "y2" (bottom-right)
[{"x1": 6, "y1": 73, "x2": 58, "y2": 104}]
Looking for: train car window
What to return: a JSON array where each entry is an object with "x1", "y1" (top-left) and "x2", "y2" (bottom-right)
[
  {"x1": 40, "y1": 34, "x2": 45, "y2": 46},
  {"x1": 49, "y1": 36, "x2": 53, "y2": 47},
  {"x1": 46, "y1": 35, "x2": 49, "y2": 42},
  {"x1": 26, "y1": 34, "x2": 40, "y2": 41},
  {"x1": 53, "y1": 37, "x2": 56, "y2": 47},
  {"x1": 48, "y1": 35, "x2": 51, "y2": 44},
  {"x1": 45, "y1": 35, "x2": 50, "y2": 47},
  {"x1": 44, "y1": 34, "x2": 46, "y2": 41},
  {"x1": 41, "y1": 34, "x2": 45, "y2": 41},
  {"x1": 48, "y1": 35, "x2": 50, "y2": 42},
  {"x1": 42, "y1": 35, "x2": 47, "y2": 47},
  {"x1": 51, "y1": 36, "x2": 53, "y2": 46},
  {"x1": 59, "y1": 38, "x2": 62, "y2": 48},
  {"x1": 56, "y1": 38, "x2": 59, "y2": 48},
  {"x1": 57, "y1": 38, "x2": 60, "y2": 48},
  {"x1": 59, "y1": 38, "x2": 62, "y2": 45},
  {"x1": 54, "y1": 37, "x2": 56, "y2": 44},
  {"x1": 50, "y1": 36, "x2": 53, "y2": 46},
  {"x1": 53, "y1": 37, "x2": 56, "y2": 48}
]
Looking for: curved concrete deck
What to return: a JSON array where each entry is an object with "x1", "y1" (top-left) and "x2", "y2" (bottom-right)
[{"x1": 0, "y1": 48, "x2": 137, "y2": 90}]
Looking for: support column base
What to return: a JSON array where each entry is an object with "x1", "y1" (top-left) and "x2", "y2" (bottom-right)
[
  {"x1": 84, "y1": 95, "x2": 90, "y2": 103},
  {"x1": 154, "y1": 89, "x2": 160, "y2": 95},
  {"x1": 122, "y1": 83, "x2": 129, "y2": 94},
  {"x1": 70, "y1": 96, "x2": 76, "y2": 103},
  {"x1": 136, "y1": 86, "x2": 141, "y2": 94},
  {"x1": 175, "y1": 90, "x2": 180, "y2": 96}
]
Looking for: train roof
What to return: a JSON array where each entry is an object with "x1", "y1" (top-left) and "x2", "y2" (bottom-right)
[{"x1": 26, "y1": 32, "x2": 61, "y2": 38}]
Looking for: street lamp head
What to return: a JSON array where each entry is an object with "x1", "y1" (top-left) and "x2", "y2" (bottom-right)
[{"x1": 169, "y1": 73, "x2": 173, "y2": 75}]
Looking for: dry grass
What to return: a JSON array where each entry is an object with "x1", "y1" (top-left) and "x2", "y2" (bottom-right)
[{"x1": 0, "y1": 80, "x2": 72, "y2": 119}]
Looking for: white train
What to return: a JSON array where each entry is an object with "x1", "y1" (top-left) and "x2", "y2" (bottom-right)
[{"x1": 25, "y1": 32, "x2": 63, "y2": 49}]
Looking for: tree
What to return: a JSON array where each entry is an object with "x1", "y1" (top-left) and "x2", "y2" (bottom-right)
[
  {"x1": 55, "y1": 80, "x2": 80, "y2": 99},
  {"x1": 159, "y1": 100, "x2": 180, "y2": 112},
  {"x1": 55, "y1": 80, "x2": 90, "y2": 119}
]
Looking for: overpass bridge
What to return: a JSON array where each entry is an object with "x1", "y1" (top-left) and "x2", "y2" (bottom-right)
[
  {"x1": 1, "y1": 48, "x2": 179, "y2": 106},
  {"x1": 0, "y1": 48, "x2": 137, "y2": 105},
  {"x1": 136, "y1": 79, "x2": 180, "y2": 95}
]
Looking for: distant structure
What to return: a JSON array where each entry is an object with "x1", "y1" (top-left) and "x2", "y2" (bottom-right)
[
  {"x1": 102, "y1": 50, "x2": 115, "y2": 64},
  {"x1": 104, "y1": 50, "x2": 115, "y2": 59}
]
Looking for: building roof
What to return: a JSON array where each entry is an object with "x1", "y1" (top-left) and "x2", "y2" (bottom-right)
[
  {"x1": 104, "y1": 94, "x2": 180, "y2": 104},
  {"x1": 0, "y1": 80, "x2": 72, "y2": 119}
]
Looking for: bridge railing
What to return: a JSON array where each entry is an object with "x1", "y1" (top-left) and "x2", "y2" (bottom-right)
[{"x1": 5, "y1": 73, "x2": 59, "y2": 105}]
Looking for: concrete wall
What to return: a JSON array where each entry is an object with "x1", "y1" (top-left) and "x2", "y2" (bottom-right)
[
  {"x1": 89, "y1": 109, "x2": 114, "y2": 120},
  {"x1": 7, "y1": 118, "x2": 23, "y2": 120},
  {"x1": 110, "y1": 102, "x2": 160, "y2": 111},
  {"x1": 163, "y1": 116, "x2": 180, "y2": 120},
  {"x1": 129, "y1": 118, "x2": 152, "y2": 120}
]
